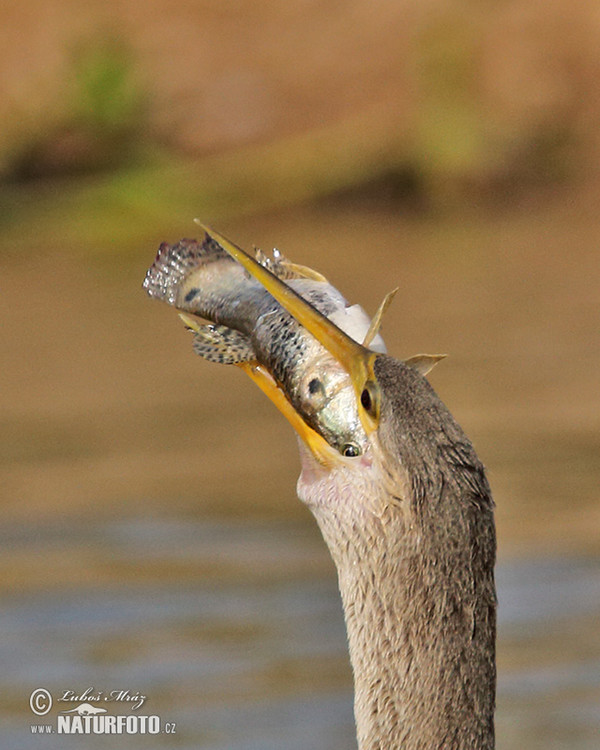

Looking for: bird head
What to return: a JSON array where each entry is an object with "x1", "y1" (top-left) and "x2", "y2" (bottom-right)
[{"x1": 196, "y1": 227, "x2": 404, "y2": 487}]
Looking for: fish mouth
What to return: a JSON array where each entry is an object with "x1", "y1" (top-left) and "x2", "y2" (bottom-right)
[{"x1": 195, "y1": 223, "x2": 382, "y2": 455}]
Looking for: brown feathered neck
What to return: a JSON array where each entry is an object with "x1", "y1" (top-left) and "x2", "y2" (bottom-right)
[{"x1": 297, "y1": 355, "x2": 496, "y2": 750}]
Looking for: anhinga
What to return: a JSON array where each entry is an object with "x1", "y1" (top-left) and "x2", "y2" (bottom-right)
[{"x1": 145, "y1": 226, "x2": 497, "y2": 750}]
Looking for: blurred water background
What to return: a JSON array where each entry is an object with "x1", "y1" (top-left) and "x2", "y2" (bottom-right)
[{"x1": 1, "y1": 1, "x2": 599, "y2": 748}]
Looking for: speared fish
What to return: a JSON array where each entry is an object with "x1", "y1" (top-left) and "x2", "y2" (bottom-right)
[{"x1": 143, "y1": 226, "x2": 444, "y2": 459}]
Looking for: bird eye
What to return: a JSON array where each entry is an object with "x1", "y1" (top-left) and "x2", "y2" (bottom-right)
[
  {"x1": 341, "y1": 443, "x2": 361, "y2": 457},
  {"x1": 360, "y1": 380, "x2": 380, "y2": 421},
  {"x1": 360, "y1": 388, "x2": 371, "y2": 411}
]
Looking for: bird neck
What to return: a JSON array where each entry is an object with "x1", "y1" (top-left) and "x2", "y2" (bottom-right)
[{"x1": 299, "y1": 453, "x2": 496, "y2": 750}]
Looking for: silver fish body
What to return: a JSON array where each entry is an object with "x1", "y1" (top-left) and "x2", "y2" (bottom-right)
[{"x1": 143, "y1": 235, "x2": 385, "y2": 456}]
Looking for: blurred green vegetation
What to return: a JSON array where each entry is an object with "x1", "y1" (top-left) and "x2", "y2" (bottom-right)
[
  {"x1": 69, "y1": 40, "x2": 146, "y2": 140},
  {"x1": 6, "y1": 38, "x2": 148, "y2": 181},
  {"x1": 0, "y1": 10, "x2": 588, "y2": 259}
]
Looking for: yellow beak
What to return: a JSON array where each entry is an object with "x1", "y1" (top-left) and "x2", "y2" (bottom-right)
[
  {"x1": 195, "y1": 222, "x2": 380, "y2": 433},
  {"x1": 237, "y1": 362, "x2": 338, "y2": 467},
  {"x1": 178, "y1": 313, "x2": 338, "y2": 464}
]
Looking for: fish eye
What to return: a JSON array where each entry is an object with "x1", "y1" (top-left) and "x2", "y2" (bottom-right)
[{"x1": 341, "y1": 443, "x2": 361, "y2": 458}]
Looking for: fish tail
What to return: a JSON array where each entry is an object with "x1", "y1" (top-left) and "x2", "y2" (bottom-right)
[{"x1": 142, "y1": 235, "x2": 228, "y2": 306}]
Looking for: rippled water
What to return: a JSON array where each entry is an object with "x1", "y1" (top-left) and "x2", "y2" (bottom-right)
[{"x1": 2, "y1": 516, "x2": 599, "y2": 749}]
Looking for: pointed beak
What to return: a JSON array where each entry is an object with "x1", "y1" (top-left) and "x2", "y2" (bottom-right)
[
  {"x1": 237, "y1": 362, "x2": 338, "y2": 466},
  {"x1": 178, "y1": 311, "x2": 337, "y2": 462},
  {"x1": 195, "y1": 222, "x2": 381, "y2": 433}
]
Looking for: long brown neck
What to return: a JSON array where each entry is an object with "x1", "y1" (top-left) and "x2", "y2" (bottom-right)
[
  {"x1": 300, "y1": 355, "x2": 497, "y2": 749},
  {"x1": 312, "y1": 497, "x2": 496, "y2": 750}
]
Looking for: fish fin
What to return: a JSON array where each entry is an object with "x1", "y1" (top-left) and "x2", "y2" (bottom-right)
[
  {"x1": 251, "y1": 246, "x2": 292, "y2": 280},
  {"x1": 254, "y1": 247, "x2": 273, "y2": 268},
  {"x1": 278, "y1": 260, "x2": 328, "y2": 282},
  {"x1": 252, "y1": 245, "x2": 328, "y2": 282},
  {"x1": 143, "y1": 235, "x2": 229, "y2": 306},
  {"x1": 178, "y1": 313, "x2": 204, "y2": 332},
  {"x1": 179, "y1": 314, "x2": 255, "y2": 365},
  {"x1": 363, "y1": 288, "x2": 399, "y2": 348},
  {"x1": 193, "y1": 326, "x2": 256, "y2": 365},
  {"x1": 404, "y1": 353, "x2": 447, "y2": 376}
]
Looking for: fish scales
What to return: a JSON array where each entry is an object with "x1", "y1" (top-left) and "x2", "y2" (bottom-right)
[{"x1": 143, "y1": 233, "x2": 384, "y2": 454}]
